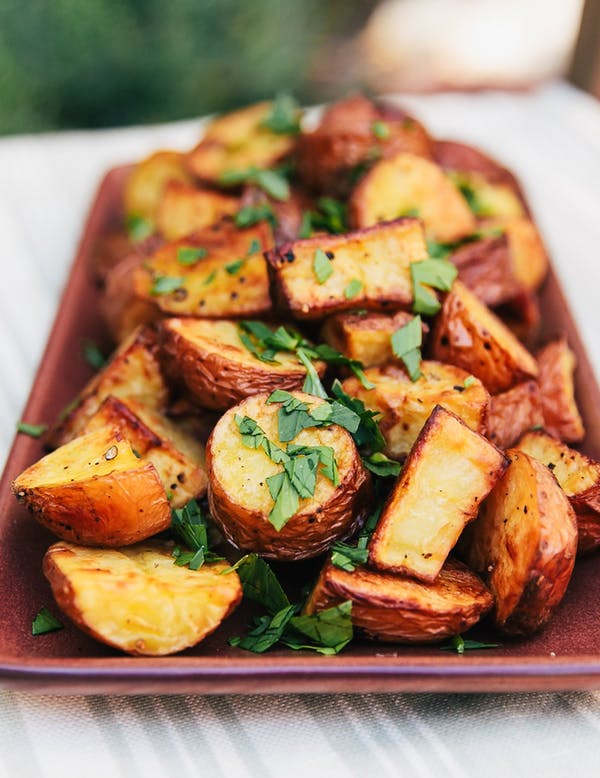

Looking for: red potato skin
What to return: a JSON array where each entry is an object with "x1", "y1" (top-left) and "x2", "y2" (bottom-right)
[
  {"x1": 536, "y1": 338, "x2": 584, "y2": 443},
  {"x1": 486, "y1": 381, "x2": 544, "y2": 450},
  {"x1": 450, "y1": 235, "x2": 523, "y2": 308}
]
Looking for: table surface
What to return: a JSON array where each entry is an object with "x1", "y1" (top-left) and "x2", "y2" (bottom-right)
[{"x1": 1, "y1": 81, "x2": 600, "y2": 777}]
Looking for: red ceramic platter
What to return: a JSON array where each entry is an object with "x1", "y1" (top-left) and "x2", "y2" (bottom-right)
[{"x1": 1, "y1": 165, "x2": 600, "y2": 695}]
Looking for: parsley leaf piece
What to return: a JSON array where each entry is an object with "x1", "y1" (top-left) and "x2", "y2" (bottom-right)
[
  {"x1": 267, "y1": 471, "x2": 300, "y2": 529},
  {"x1": 247, "y1": 238, "x2": 261, "y2": 255},
  {"x1": 177, "y1": 246, "x2": 208, "y2": 265},
  {"x1": 440, "y1": 635, "x2": 501, "y2": 654},
  {"x1": 261, "y1": 94, "x2": 302, "y2": 135},
  {"x1": 399, "y1": 207, "x2": 421, "y2": 218},
  {"x1": 267, "y1": 391, "x2": 314, "y2": 442},
  {"x1": 234, "y1": 204, "x2": 277, "y2": 229},
  {"x1": 238, "y1": 332, "x2": 279, "y2": 364},
  {"x1": 313, "y1": 248, "x2": 334, "y2": 284},
  {"x1": 150, "y1": 275, "x2": 186, "y2": 296},
  {"x1": 344, "y1": 278, "x2": 363, "y2": 300},
  {"x1": 225, "y1": 259, "x2": 245, "y2": 275},
  {"x1": 297, "y1": 348, "x2": 328, "y2": 399},
  {"x1": 308, "y1": 400, "x2": 361, "y2": 435},
  {"x1": 307, "y1": 343, "x2": 375, "y2": 391},
  {"x1": 220, "y1": 167, "x2": 289, "y2": 201},
  {"x1": 426, "y1": 238, "x2": 453, "y2": 260},
  {"x1": 82, "y1": 340, "x2": 106, "y2": 370},
  {"x1": 126, "y1": 213, "x2": 154, "y2": 243},
  {"x1": 310, "y1": 197, "x2": 348, "y2": 234},
  {"x1": 288, "y1": 600, "x2": 353, "y2": 651},
  {"x1": 464, "y1": 375, "x2": 476, "y2": 388},
  {"x1": 223, "y1": 553, "x2": 291, "y2": 614},
  {"x1": 391, "y1": 315, "x2": 423, "y2": 381},
  {"x1": 203, "y1": 270, "x2": 217, "y2": 286},
  {"x1": 170, "y1": 499, "x2": 225, "y2": 570},
  {"x1": 16, "y1": 421, "x2": 47, "y2": 438},
  {"x1": 32, "y1": 607, "x2": 63, "y2": 636},
  {"x1": 287, "y1": 444, "x2": 339, "y2": 487},
  {"x1": 330, "y1": 380, "x2": 385, "y2": 454},
  {"x1": 331, "y1": 542, "x2": 369, "y2": 572},
  {"x1": 362, "y1": 452, "x2": 402, "y2": 478},
  {"x1": 299, "y1": 211, "x2": 313, "y2": 238},
  {"x1": 231, "y1": 605, "x2": 296, "y2": 653},
  {"x1": 371, "y1": 120, "x2": 390, "y2": 140},
  {"x1": 411, "y1": 258, "x2": 457, "y2": 316}
]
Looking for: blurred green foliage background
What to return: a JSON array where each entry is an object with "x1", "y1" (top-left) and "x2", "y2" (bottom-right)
[{"x1": 0, "y1": 0, "x2": 371, "y2": 135}]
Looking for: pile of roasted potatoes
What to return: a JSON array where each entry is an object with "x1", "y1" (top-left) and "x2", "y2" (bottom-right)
[{"x1": 13, "y1": 94, "x2": 598, "y2": 656}]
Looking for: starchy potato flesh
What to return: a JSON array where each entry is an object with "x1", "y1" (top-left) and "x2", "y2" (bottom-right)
[
  {"x1": 159, "y1": 318, "x2": 326, "y2": 411},
  {"x1": 516, "y1": 431, "x2": 600, "y2": 553},
  {"x1": 536, "y1": 338, "x2": 584, "y2": 443},
  {"x1": 82, "y1": 396, "x2": 208, "y2": 508},
  {"x1": 43, "y1": 541, "x2": 242, "y2": 656},
  {"x1": 304, "y1": 558, "x2": 492, "y2": 643},
  {"x1": 486, "y1": 381, "x2": 544, "y2": 449},
  {"x1": 369, "y1": 406, "x2": 508, "y2": 581},
  {"x1": 267, "y1": 218, "x2": 428, "y2": 320},
  {"x1": 448, "y1": 170, "x2": 525, "y2": 219},
  {"x1": 51, "y1": 326, "x2": 168, "y2": 447},
  {"x1": 341, "y1": 361, "x2": 489, "y2": 459},
  {"x1": 492, "y1": 217, "x2": 547, "y2": 292},
  {"x1": 124, "y1": 151, "x2": 194, "y2": 222},
  {"x1": 156, "y1": 180, "x2": 238, "y2": 239},
  {"x1": 349, "y1": 152, "x2": 476, "y2": 242},
  {"x1": 431, "y1": 281, "x2": 539, "y2": 394},
  {"x1": 463, "y1": 450, "x2": 577, "y2": 635},
  {"x1": 207, "y1": 392, "x2": 371, "y2": 560},
  {"x1": 12, "y1": 428, "x2": 171, "y2": 546},
  {"x1": 187, "y1": 101, "x2": 296, "y2": 183}
]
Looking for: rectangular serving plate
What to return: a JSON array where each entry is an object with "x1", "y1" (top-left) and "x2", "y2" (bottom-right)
[{"x1": 1, "y1": 165, "x2": 600, "y2": 696}]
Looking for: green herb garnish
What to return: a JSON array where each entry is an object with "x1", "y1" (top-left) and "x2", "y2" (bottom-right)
[
  {"x1": 220, "y1": 167, "x2": 290, "y2": 201},
  {"x1": 234, "y1": 203, "x2": 277, "y2": 228},
  {"x1": 225, "y1": 259, "x2": 245, "y2": 275},
  {"x1": 32, "y1": 607, "x2": 63, "y2": 636},
  {"x1": 410, "y1": 259, "x2": 457, "y2": 316},
  {"x1": 391, "y1": 315, "x2": 423, "y2": 381},
  {"x1": 202, "y1": 270, "x2": 217, "y2": 286},
  {"x1": 222, "y1": 553, "x2": 290, "y2": 613},
  {"x1": 344, "y1": 279, "x2": 363, "y2": 300},
  {"x1": 313, "y1": 248, "x2": 334, "y2": 284},
  {"x1": 362, "y1": 452, "x2": 402, "y2": 478},
  {"x1": 171, "y1": 499, "x2": 224, "y2": 569},
  {"x1": 177, "y1": 246, "x2": 208, "y2": 265},
  {"x1": 440, "y1": 635, "x2": 501, "y2": 654},
  {"x1": 464, "y1": 376, "x2": 476, "y2": 388},
  {"x1": 247, "y1": 238, "x2": 261, "y2": 255},
  {"x1": 150, "y1": 275, "x2": 186, "y2": 296},
  {"x1": 82, "y1": 340, "x2": 106, "y2": 370},
  {"x1": 372, "y1": 120, "x2": 390, "y2": 140},
  {"x1": 126, "y1": 213, "x2": 154, "y2": 243},
  {"x1": 260, "y1": 94, "x2": 302, "y2": 135},
  {"x1": 16, "y1": 421, "x2": 47, "y2": 438}
]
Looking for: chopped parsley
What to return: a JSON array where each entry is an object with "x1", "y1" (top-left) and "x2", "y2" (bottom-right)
[
  {"x1": 32, "y1": 607, "x2": 63, "y2": 636},
  {"x1": 171, "y1": 499, "x2": 224, "y2": 569},
  {"x1": 125, "y1": 213, "x2": 154, "y2": 243},
  {"x1": 219, "y1": 166, "x2": 290, "y2": 201},
  {"x1": 203, "y1": 270, "x2": 217, "y2": 286},
  {"x1": 330, "y1": 505, "x2": 382, "y2": 572},
  {"x1": 225, "y1": 259, "x2": 245, "y2": 275},
  {"x1": 177, "y1": 246, "x2": 208, "y2": 265},
  {"x1": 344, "y1": 279, "x2": 363, "y2": 300},
  {"x1": 260, "y1": 94, "x2": 302, "y2": 135},
  {"x1": 82, "y1": 340, "x2": 106, "y2": 370},
  {"x1": 247, "y1": 238, "x2": 261, "y2": 255},
  {"x1": 371, "y1": 120, "x2": 390, "y2": 140},
  {"x1": 361, "y1": 451, "x2": 402, "y2": 478},
  {"x1": 16, "y1": 421, "x2": 47, "y2": 438},
  {"x1": 234, "y1": 203, "x2": 277, "y2": 228},
  {"x1": 464, "y1": 376, "x2": 476, "y2": 388},
  {"x1": 150, "y1": 275, "x2": 186, "y2": 296},
  {"x1": 391, "y1": 315, "x2": 423, "y2": 381},
  {"x1": 440, "y1": 635, "x2": 501, "y2": 654},
  {"x1": 313, "y1": 248, "x2": 334, "y2": 284},
  {"x1": 301, "y1": 198, "x2": 348, "y2": 237},
  {"x1": 410, "y1": 259, "x2": 457, "y2": 316}
]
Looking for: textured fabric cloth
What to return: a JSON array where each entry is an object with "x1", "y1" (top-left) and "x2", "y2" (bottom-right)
[{"x1": 1, "y1": 82, "x2": 600, "y2": 775}]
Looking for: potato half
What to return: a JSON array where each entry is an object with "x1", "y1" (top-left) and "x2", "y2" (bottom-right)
[
  {"x1": 304, "y1": 558, "x2": 492, "y2": 643},
  {"x1": 341, "y1": 361, "x2": 489, "y2": 460},
  {"x1": 156, "y1": 180, "x2": 238, "y2": 240},
  {"x1": 124, "y1": 151, "x2": 193, "y2": 222},
  {"x1": 207, "y1": 392, "x2": 372, "y2": 560},
  {"x1": 13, "y1": 428, "x2": 170, "y2": 546},
  {"x1": 159, "y1": 318, "x2": 326, "y2": 411},
  {"x1": 43, "y1": 541, "x2": 242, "y2": 656},
  {"x1": 536, "y1": 337, "x2": 584, "y2": 443},
  {"x1": 463, "y1": 449, "x2": 577, "y2": 635},
  {"x1": 486, "y1": 381, "x2": 543, "y2": 450},
  {"x1": 369, "y1": 406, "x2": 508, "y2": 581}
]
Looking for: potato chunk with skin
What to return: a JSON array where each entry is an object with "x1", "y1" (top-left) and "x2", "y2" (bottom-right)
[
  {"x1": 463, "y1": 450, "x2": 577, "y2": 635},
  {"x1": 156, "y1": 180, "x2": 238, "y2": 240},
  {"x1": 12, "y1": 429, "x2": 171, "y2": 547},
  {"x1": 43, "y1": 541, "x2": 242, "y2": 656},
  {"x1": 536, "y1": 337, "x2": 584, "y2": 443},
  {"x1": 430, "y1": 281, "x2": 538, "y2": 394},
  {"x1": 207, "y1": 392, "x2": 372, "y2": 561},
  {"x1": 486, "y1": 381, "x2": 544, "y2": 450},
  {"x1": 516, "y1": 431, "x2": 600, "y2": 553},
  {"x1": 82, "y1": 396, "x2": 207, "y2": 508},
  {"x1": 266, "y1": 218, "x2": 428, "y2": 320},
  {"x1": 369, "y1": 406, "x2": 508, "y2": 581},
  {"x1": 159, "y1": 318, "x2": 326, "y2": 411},
  {"x1": 341, "y1": 361, "x2": 489, "y2": 460},
  {"x1": 349, "y1": 152, "x2": 476, "y2": 242},
  {"x1": 124, "y1": 151, "x2": 194, "y2": 222},
  {"x1": 304, "y1": 558, "x2": 492, "y2": 643}
]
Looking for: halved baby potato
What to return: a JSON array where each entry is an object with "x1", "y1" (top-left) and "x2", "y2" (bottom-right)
[
  {"x1": 463, "y1": 449, "x2": 577, "y2": 635},
  {"x1": 13, "y1": 428, "x2": 171, "y2": 546},
  {"x1": 341, "y1": 361, "x2": 489, "y2": 459},
  {"x1": 156, "y1": 180, "x2": 238, "y2": 240},
  {"x1": 124, "y1": 151, "x2": 194, "y2": 223},
  {"x1": 206, "y1": 392, "x2": 372, "y2": 560},
  {"x1": 43, "y1": 541, "x2": 242, "y2": 656},
  {"x1": 369, "y1": 406, "x2": 508, "y2": 581},
  {"x1": 159, "y1": 318, "x2": 326, "y2": 411},
  {"x1": 304, "y1": 557, "x2": 493, "y2": 643},
  {"x1": 486, "y1": 380, "x2": 544, "y2": 450},
  {"x1": 536, "y1": 337, "x2": 584, "y2": 443}
]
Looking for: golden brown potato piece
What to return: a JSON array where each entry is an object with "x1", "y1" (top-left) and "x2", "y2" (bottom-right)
[
  {"x1": 159, "y1": 318, "x2": 326, "y2": 411},
  {"x1": 124, "y1": 151, "x2": 193, "y2": 222},
  {"x1": 516, "y1": 431, "x2": 600, "y2": 553},
  {"x1": 82, "y1": 395, "x2": 207, "y2": 508},
  {"x1": 446, "y1": 171, "x2": 525, "y2": 219},
  {"x1": 492, "y1": 217, "x2": 547, "y2": 293},
  {"x1": 207, "y1": 392, "x2": 372, "y2": 560},
  {"x1": 369, "y1": 406, "x2": 508, "y2": 581},
  {"x1": 536, "y1": 337, "x2": 584, "y2": 443},
  {"x1": 12, "y1": 429, "x2": 170, "y2": 547},
  {"x1": 341, "y1": 361, "x2": 489, "y2": 460},
  {"x1": 321, "y1": 310, "x2": 423, "y2": 369},
  {"x1": 486, "y1": 381, "x2": 544, "y2": 450},
  {"x1": 304, "y1": 558, "x2": 492, "y2": 643},
  {"x1": 51, "y1": 326, "x2": 168, "y2": 447},
  {"x1": 349, "y1": 152, "x2": 476, "y2": 243},
  {"x1": 43, "y1": 541, "x2": 241, "y2": 656},
  {"x1": 266, "y1": 218, "x2": 428, "y2": 320},
  {"x1": 430, "y1": 281, "x2": 539, "y2": 394},
  {"x1": 463, "y1": 449, "x2": 577, "y2": 635},
  {"x1": 495, "y1": 291, "x2": 541, "y2": 345},
  {"x1": 156, "y1": 180, "x2": 238, "y2": 240},
  {"x1": 187, "y1": 101, "x2": 297, "y2": 183}
]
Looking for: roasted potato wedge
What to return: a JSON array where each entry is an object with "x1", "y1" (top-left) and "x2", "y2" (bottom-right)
[
  {"x1": 43, "y1": 541, "x2": 241, "y2": 656},
  {"x1": 486, "y1": 381, "x2": 544, "y2": 450},
  {"x1": 369, "y1": 406, "x2": 508, "y2": 581},
  {"x1": 446, "y1": 170, "x2": 525, "y2": 219},
  {"x1": 536, "y1": 337, "x2": 584, "y2": 443},
  {"x1": 124, "y1": 151, "x2": 193, "y2": 223},
  {"x1": 349, "y1": 152, "x2": 476, "y2": 242},
  {"x1": 187, "y1": 101, "x2": 297, "y2": 183},
  {"x1": 159, "y1": 318, "x2": 326, "y2": 411},
  {"x1": 341, "y1": 361, "x2": 489, "y2": 460},
  {"x1": 490, "y1": 217, "x2": 547, "y2": 293},
  {"x1": 430, "y1": 280, "x2": 539, "y2": 394},
  {"x1": 51, "y1": 326, "x2": 168, "y2": 447},
  {"x1": 449, "y1": 233, "x2": 523, "y2": 308},
  {"x1": 82, "y1": 395, "x2": 207, "y2": 508},
  {"x1": 266, "y1": 218, "x2": 428, "y2": 320},
  {"x1": 207, "y1": 392, "x2": 372, "y2": 560},
  {"x1": 516, "y1": 431, "x2": 600, "y2": 553},
  {"x1": 463, "y1": 449, "x2": 577, "y2": 635},
  {"x1": 13, "y1": 428, "x2": 171, "y2": 546},
  {"x1": 156, "y1": 180, "x2": 238, "y2": 240},
  {"x1": 304, "y1": 558, "x2": 492, "y2": 643}
]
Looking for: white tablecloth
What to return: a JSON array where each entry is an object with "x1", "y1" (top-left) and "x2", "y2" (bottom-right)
[{"x1": 2, "y1": 82, "x2": 600, "y2": 776}]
